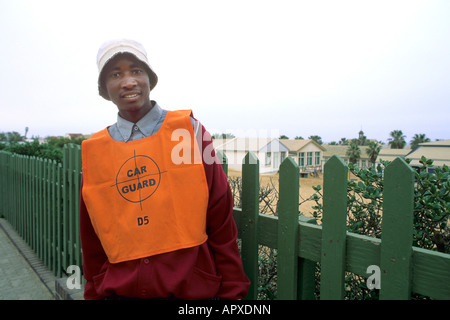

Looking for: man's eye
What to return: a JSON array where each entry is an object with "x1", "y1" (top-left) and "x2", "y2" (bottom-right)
[
  {"x1": 133, "y1": 69, "x2": 143, "y2": 75},
  {"x1": 110, "y1": 72, "x2": 120, "y2": 78}
]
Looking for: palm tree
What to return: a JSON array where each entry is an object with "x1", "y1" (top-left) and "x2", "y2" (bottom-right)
[
  {"x1": 346, "y1": 143, "x2": 361, "y2": 165},
  {"x1": 388, "y1": 130, "x2": 406, "y2": 149},
  {"x1": 366, "y1": 141, "x2": 382, "y2": 167},
  {"x1": 410, "y1": 133, "x2": 430, "y2": 150}
]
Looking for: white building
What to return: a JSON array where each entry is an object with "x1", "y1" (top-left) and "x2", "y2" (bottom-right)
[
  {"x1": 213, "y1": 137, "x2": 289, "y2": 174},
  {"x1": 213, "y1": 138, "x2": 325, "y2": 175}
]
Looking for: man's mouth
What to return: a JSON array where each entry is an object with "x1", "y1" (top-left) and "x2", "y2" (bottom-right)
[{"x1": 121, "y1": 92, "x2": 141, "y2": 99}]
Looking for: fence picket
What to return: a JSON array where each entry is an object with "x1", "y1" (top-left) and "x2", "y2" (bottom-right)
[
  {"x1": 241, "y1": 152, "x2": 260, "y2": 300},
  {"x1": 44, "y1": 158, "x2": 49, "y2": 267},
  {"x1": 57, "y1": 163, "x2": 63, "y2": 277},
  {"x1": 75, "y1": 145, "x2": 82, "y2": 269},
  {"x1": 277, "y1": 157, "x2": 300, "y2": 299},
  {"x1": 17, "y1": 156, "x2": 23, "y2": 237},
  {"x1": 62, "y1": 146, "x2": 69, "y2": 271},
  {"x1": 51, "y1": 160, "x2": 57, "y2": 275},
  {"x1": 380, "y1": 157, "x2": 415, "y2": 300},
  {"x1": 25, "y1": 156, "x2": 31, "y2": 249},
  {"x1": 320, "y1": 155, "x2": 348, "y2": 300},
  {"x1": 33, "y1": 157, "x2": 38, "y2": 253},
  {"x1": 217, "y1": 150, "x2": 228, "y2": 176},
  {"x1": 38, "y1": 158, "x2": 43, "y2": 260},
  {"x1": 30, "y1": 157, "x2": 35, "y2": 251},
  {"x1": 67, "y1": 145, "x2": 75, "y2": 268}
]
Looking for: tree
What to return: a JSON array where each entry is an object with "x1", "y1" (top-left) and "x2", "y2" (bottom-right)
[
  {"x1": 212, "y1": 133, "x2": 235, "y2": 140},
  {"x1": 346, "y1": 143, "x2": 361, "y2": 165},
  {"x1": 46, "y1": 136, "x2": 85, "y2": 148},
  {"x1": 4, "y1": 140, "x2": 62, "y2": 162},
  {"x1": 366, "y1": 141, "x2": 382, "y2": 167},
  {"x1": 6, "y1": 131, "x2": 24, "y2": 144},
  {"x1": 279, "y1": 135, "x2": 289, "y2": 139},
  {"x1": 0, "y1": 134, "x2": 86, "y2": 162},
  {"x1": 388, "y1": 130, "x2": 406, "y2": 149},
  {"x1": 358, "y1": 130, "x2": 367, "y2": 146},
  {"x1": 308, "y1": 135, "x2": 323, "y2": 145},
  {"x1": 339, "y1": 138, "x2": 348, "y2": 145},
  {"x1": 294, "y1": 136, "x2": 304, "y2": 140},
  {"x1": 410, "y1": 133, "x2": 430, "y2": 150}
]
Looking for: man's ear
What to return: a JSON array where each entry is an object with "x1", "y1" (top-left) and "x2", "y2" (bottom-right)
[{"x1": 98, "y1": 83, "x2": 111, "y2": 100}]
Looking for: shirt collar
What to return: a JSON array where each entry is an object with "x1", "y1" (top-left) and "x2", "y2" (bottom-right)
[{"x1": 116, "y1": 101, "x2": 163, "y2": 142}]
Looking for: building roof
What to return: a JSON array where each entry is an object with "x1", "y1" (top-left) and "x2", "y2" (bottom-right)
[
  {"x1": 376, "y1": 148, "x2": 411, "y2": 163},
  {"x1": 416, "y1": 139, "x2": 450, "y2": 147},
  {"x1": 65, "y1": 133, "x2": 83, "y2": 139},
  {"x1": 406, "y1": 139, "x2": 450, "y2": 167},
  {"x1": 279, "y1": 139, "x2": 326, "y2": 152},
  {"x1": 213, "y1": 137, "x2": 273, "y2": 152}
]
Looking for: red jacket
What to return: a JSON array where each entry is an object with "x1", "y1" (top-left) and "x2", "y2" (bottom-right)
[{"x1": 79, "y1": 125, "x2": 250, "y2": 300}]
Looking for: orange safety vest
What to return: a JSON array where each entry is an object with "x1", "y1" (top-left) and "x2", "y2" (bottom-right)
[{"x1": 81, "y1": 110, "x2": 209, "y2": 263}]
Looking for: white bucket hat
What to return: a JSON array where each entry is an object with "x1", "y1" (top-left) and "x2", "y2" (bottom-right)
[{"x1": 97, "y1": 39, "x2": 158, "y2": 100}]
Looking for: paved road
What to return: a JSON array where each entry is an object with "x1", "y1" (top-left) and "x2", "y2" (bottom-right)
[{"x1": 0, "y1": 219, "x2": 54, "y2": 300}]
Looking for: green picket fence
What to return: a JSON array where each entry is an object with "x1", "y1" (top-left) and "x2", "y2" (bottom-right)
[
  {"x1": 0, "y1": 145, "x2": 82, "y2": 278},
  {"x1": 1, "y1": 144, "x2": 449, "y2": 300}
]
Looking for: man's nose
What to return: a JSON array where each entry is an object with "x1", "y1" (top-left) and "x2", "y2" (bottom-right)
[{"x1": 121, "y1": 75, "x2": 138, "y2": 89}]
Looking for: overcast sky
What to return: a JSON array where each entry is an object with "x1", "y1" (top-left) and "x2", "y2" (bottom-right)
[{"x1": 0, "y1": 0, "x2": 449, "y2": 144}]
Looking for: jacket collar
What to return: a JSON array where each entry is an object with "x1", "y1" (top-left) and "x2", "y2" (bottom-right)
[{"x1": 116, "y1": 101, "x2": 163, "y2": 142}]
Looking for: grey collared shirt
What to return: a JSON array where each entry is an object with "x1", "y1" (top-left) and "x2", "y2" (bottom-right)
[{"x1": 107, "y1": 101, "x2": 198, "y2": 142}]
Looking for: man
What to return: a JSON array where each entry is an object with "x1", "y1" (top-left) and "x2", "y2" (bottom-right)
[{"x1": 79, "y1": 39, "x2": 250, "y2": 300}]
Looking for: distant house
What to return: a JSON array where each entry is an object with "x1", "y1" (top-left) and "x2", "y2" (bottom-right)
[
  {"x1": 375, "y1": 148, "x2": 411, "y2": 167},
  {"x1": 322, "y1": 144, "x2": 373, "y2": 169},
  {"x1": 405, "y1": 139, "x2": 450, "y2": 171},
  {"x1": 65, "y1": 133, "x2": 83, "y2": 139},
  {"x1": 213, "y1": 137, "x2": 289, "y2": 174},
  {"x1": 213, "y1": 137, "x2": 326, "y2": 175},
  {"x1": 280, "y1": 139, "x2": 325, "y2": 173}
]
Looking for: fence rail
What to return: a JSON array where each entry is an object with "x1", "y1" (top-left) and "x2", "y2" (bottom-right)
[{"x1": 1, "y1": 144, "x2": 449, "y2": 300}]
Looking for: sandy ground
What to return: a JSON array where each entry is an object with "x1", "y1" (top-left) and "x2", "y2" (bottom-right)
[{"x1": 227, "y1": 169, "x2": 323, "y2": 217}]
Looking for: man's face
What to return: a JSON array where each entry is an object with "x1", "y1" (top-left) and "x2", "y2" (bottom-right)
[{"x1": 104, "y1": 55, "x2": 152, "y2": 120}]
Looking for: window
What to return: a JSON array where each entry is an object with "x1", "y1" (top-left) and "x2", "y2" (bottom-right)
[
  {"x1": 281, "y1": 152, "x2": 286, "y2": 164},
  {"x1": 307, "y1": 152, "x2": 313, "y2": 166},
  {"x1": 298, "y1": 152, "x2": 305, "y2": 167},
  {"x1": 265, "y1": 152, "x2": 271, "y2": 166},
  {"x1": 315, "y1": 152, "x2": 321, "y2": 165},
  {"x1": 361, "y1": 160, "x2": 366, "y2": 169}
]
